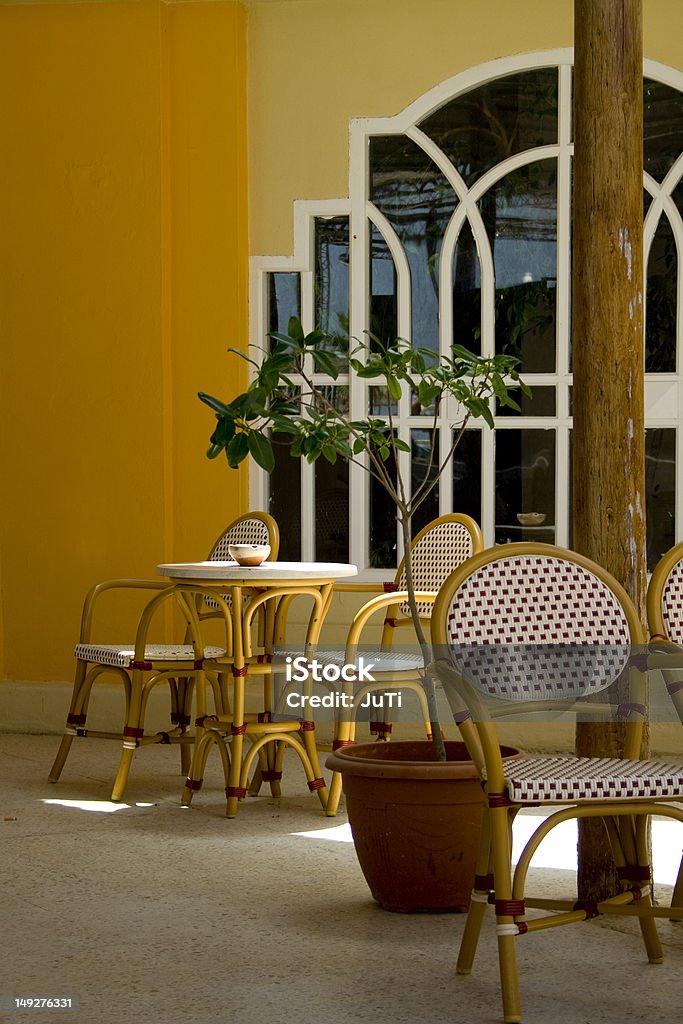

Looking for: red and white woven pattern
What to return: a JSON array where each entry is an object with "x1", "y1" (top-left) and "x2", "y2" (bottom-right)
[
  {"x1": 496, "y1": 754, "x2": 683, "y2": 803},
  {"x1": 74, "y1": 643, "x2": 226, "y2": 668},
  {"x1": 208, "y1": 518, "x2": 272, "y2": 560},
  {"x1": 445, "y1": 555, "x2": 631, "y2": 701},
  {"x1": 396, "y1": 519, "x2": 475, "y2": 616},
  {"x1": 661, "y1": 557, "x2": 683, "y2": 645}
]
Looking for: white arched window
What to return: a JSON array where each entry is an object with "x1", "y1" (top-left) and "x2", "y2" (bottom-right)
[{"x1": 250, "y1": 50, "x2": 683, "y2": 577}]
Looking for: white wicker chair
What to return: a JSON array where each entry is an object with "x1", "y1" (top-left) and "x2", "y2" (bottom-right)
[
  {"x1": 48, "y1": 512, "x2": 279, "y2": 801},
  {"x1": 322, "y1": 513, "x2": 483, "y2": 815},
  {"x1": 432, "y1": 543, "x2": 683, "y2": 1024},
  {"x1": 647, "y1": 539, "x2": 683, "y2": 907}
]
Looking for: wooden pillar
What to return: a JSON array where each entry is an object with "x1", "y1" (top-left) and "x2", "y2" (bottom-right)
[{"x1": 572, "y1": 0, "x2": 646, "y2": 900}]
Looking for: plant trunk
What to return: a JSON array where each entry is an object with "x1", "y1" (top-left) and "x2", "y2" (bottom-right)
[
  {"x1": 398, "y1": 509, "x2": 446, "y2": 761},
  {"x1": 572, "y1": 0, "x2": 647, "y2": 901}
]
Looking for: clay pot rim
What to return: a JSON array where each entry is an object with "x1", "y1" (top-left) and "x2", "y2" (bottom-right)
[{"x1": 327, "y1": 740, "x2": 519, "y2": 781}]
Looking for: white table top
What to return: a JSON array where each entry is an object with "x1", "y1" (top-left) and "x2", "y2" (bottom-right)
[{"x1": 156, "y1": 560, "x2": 358, "y2": 582}]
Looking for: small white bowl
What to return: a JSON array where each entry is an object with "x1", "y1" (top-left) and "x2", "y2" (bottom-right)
[
  {"x1": 228, "y1": 543, "x2": 270, "y2": 566},
  {"x1": 516, "y1": 512, "x2": 546, "y2": 527}
]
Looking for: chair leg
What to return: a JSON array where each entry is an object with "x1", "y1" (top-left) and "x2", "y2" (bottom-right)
[
  {"x1": 111, "y1": 667, "x2": 145, "y2": 802},
  {"x1": 48, "y1": 660, "x2": 89, "y2": 782},
  {"x1": 457, "y1": 812, "x2": 492, "y2": 975},
  {"x1": 672, "y1": 861, "x2": 683, "y2": 911},
  {"x1": 489, "y1": 804, "x2": 522, "y2": 1024},
  {"x1": 48, "y1": 733, "x2": 75, "y2": 784}
]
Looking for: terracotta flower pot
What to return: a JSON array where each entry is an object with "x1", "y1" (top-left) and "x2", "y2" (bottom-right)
[{"x1": 326, "y1": 740, "x2": 517, "y2": 913}]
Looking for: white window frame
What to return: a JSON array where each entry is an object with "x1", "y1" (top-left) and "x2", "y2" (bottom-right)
[{"x1": 250, "y1": 49, "x2": 683, "y2": 580}]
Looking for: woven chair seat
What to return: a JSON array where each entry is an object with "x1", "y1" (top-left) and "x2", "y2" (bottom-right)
[
  {"x1": 498, "y1": 754, "x2": 683, "y2": 803},
  {"x1": 317, "y1": 648, "x2": 425, "y2": 673},
  {"x1": 74, "y1": 643, "x2": 227, "y2": 669}
]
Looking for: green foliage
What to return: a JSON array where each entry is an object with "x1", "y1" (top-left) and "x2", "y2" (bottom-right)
[{"x1": 199, "y1": 318, "x2": 528, "y2": 497}]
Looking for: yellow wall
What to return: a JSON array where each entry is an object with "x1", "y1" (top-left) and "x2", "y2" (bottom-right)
[
  {"x1": 0, "y1": 0, "x2": 248, "y2": 682},
  {"x1": 247, "y1": 0, "x2": 682, "y2": 256},
  {"x1": 1, "y1": 0, "x2": 681, "y2": 697}
]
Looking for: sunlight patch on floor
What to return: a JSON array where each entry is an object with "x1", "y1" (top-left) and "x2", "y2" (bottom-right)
[{"x1": 42, "y1": 798, "x2": 155, "y2": 814}]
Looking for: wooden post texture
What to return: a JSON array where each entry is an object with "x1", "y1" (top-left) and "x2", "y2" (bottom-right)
[{"x1": 572, "y1": 0, "x2": 646, "y2": 900}]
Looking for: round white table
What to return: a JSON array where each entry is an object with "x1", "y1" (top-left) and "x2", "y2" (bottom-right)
[{"x1": 156, "y1": 560, "x2": 357, "y2": 816}]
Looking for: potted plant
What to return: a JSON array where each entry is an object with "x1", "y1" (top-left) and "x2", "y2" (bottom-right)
[{"x1": 199, "y1": 319, "x2": 526, "y2": 910}]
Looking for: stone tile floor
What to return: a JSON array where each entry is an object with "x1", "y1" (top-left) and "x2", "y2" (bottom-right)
[{"x1": 1, "y1": 734, "x2": 682, "y2": 1024}]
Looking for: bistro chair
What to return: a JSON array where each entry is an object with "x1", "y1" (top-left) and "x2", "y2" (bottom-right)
[
  {"x1": 431, "y1": 542, "x2": 683, "y2": 1024},
  {"x1": 48, "y1": 511, "x2": 279, "y2": 801},
  {"x1": 322, "y1": 513, "x2": 483, "y2": 816},
  {"x1": 646, "y1": 539, "x2": 683, "y2": 906}
]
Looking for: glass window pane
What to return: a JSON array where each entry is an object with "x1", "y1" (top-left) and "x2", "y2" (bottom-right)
[
  {"x1": 369, "y1": 437, "x2": 398, "y2": 569},
  {"x1": 268, "y1": 272, "x2": 301, "y2": 336},
  {"x1": 495, "y1": 428, "x2": 556, "y2": 543},
  {"x1": 411, "y1": 428, "x2": 439, "y2": 536},
  {"x1": 370, "y1": 223, "x2": 397, "y2": 343},
  {"x1": 496, "y1": 386, "x2": 556, "y2": 417},
  {"x1": 452, "y1": 429, "x2": 482, "y2": 525},
  {"x1": 674, "y1": 180, "x2": 683, "y2": 219},
  {"x1": 315, "y1": 217, "x2": 349, "y2": 355},
  {"x1": 419, "y1": 68, "x2": 558, "y2": 188},
  {"x1": 452, "y1": 219, "x2": 482, "y2": 354},
  {"x1": 269, "y1": 441, "x2": 301, "y2": 560},
  {"x1": 369, "y1": 135, "x2": 458, "y2": 352},
  {"x1": 368, "y1": 386, "x2": 398, "y2": 417},
  {"x1": 644, "y1": 78, "x2": 683, "y2": 184},
  {"x1": 480, "y1": 159, "x2": 557, "y2": 372},
  {"x1": 315, "y1": 457, "x2": 349, "y2": 561},
  {"x1": 646, "y1": 428, "x2": 675, "y2": 571},
  {"x1": 646, "y1": 214, "x2": 678, "y2": 373}
]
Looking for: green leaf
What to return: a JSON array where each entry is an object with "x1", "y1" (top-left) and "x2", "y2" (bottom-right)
[
  {"x1": 226, "y1": 346, "x2": 260, "y2": 369},
  {"x1": 386, "y1": 375, "x2": 402, "y2": 401},
  {"x1": 210, "y1": 416, "x2": 235, "y2": 446},
  {"x1": 198, "y1": 392, "x2": 232, "y2": 415},
  {"x1": 288, "y1": 316, "x2": 305, "y2": 342},
  {"x1": 225, "y1": 431, "x2": 249, "y2": 468},
  {"x1": 207, "y1": 443, "x2": 224, "y2": 460},
  {"x1": 392, "y1": 438, "x2": 410, "y2": 453},
  {"x1": 248, "y1": 431, "x2": 275, "y2": 473},
  {"x1": 312, "y1": 350, "x2": 342, "y2": 379}
]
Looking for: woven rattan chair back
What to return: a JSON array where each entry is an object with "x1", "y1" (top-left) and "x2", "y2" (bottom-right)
[
  {"x1": 207, "y1": 511, "x2": 279, "y2": 561},
  {"x1": 438, "y1": 543, "x2": 635, "y2": 708},
  {"x1": 393, "y1": 513, "x2": 483, "y2": 617}
]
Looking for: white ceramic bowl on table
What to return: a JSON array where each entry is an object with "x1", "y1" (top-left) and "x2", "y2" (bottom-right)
[{"x1": 227, "y1": 543, "x2": 271, "y2": 566}]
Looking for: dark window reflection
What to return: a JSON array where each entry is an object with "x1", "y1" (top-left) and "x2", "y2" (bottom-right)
[
  {"x1": 674, "y1": 179, "x2": 683, "y2": 219},
  {"x1": 452, "y1": 429, "x2": 482, "y2": 525},
  {"x1": 644, "y1": 78, "x2": 683, "y2": 184},
  {"x1": 646, "y1": 214, "x2": 677, "y2": 373},
  {"x1": 646, "y1": 428, "x2": 675, "y2": 570},
  {"x1": 419, "y1": 68, "x2": 558, "y2": 188},
  {"x1": 480, "y1": 159, "x2": 557, "y2": 372},
  {"x1": 495, "y1": 429, "x2": 556, "y2": 544},
  {"x1": 370, "y1": 135, "x2": 458, "y2": 351},
  {"x1": 369, "y1": 437, "x2": 397, "y2": 569},
  {"x1": 496, "y1": 386, "x2": 556, "y2": 417},
  {"x1": 452, "y1": 219, "x2": 482, "y2": 354},
  {"x1": 315, "y1": 217, "x2": 349, "y2": 357},
  {"x1": 368, "y1": 386, "x2": 398, "y2": 417},
  {"x1": 268, "y1": 272, "x2": 301, "y2": 337},
  {"x1": 370, "y1": 224, "x2": 398, "y2": 343},
  {"x1": 411, "y1": 428, "x2": 439, "y2": 536},
  {"x1": 269, "y1": 439, "x2": 301, "y2": 560},
  {"x1": 315, "y1": 456, "x2": 349, "y2": 561}
]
